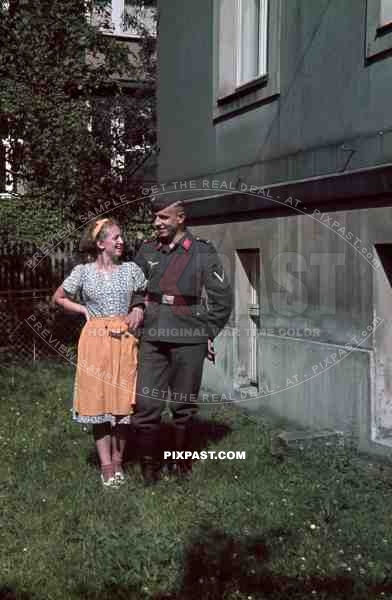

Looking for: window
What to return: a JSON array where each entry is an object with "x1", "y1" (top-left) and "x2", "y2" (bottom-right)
[
  {"x1": 214, "y1": 0, "x2": 281, "y2": 122},
  {"x1": 366, "y1": 0, "x2": 392, "y2": 61},
  {"x1": 94, "y1": 0, "x2": 156, "y2": 38},
  {"x1": 235, "y1": 249, "x2": 261, "y2": 388},
  {"x1": 236, "y1": 0, "x2": 268, "y2": 86},
  {"x1": 0, "y1": 136, "x2": 22, "y2": 195},
  {"x1": 380, "y1": 0, "x2": 392, "y2": 26}
]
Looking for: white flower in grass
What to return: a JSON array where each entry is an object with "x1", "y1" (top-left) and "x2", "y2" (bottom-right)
[{"x1": 310, "y1": 523, "x2": 316, "y2": 530}]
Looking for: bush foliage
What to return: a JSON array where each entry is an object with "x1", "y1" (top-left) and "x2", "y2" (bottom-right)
[{"x1": 0, "y1": 0, "x2": 156, "y2": 243}]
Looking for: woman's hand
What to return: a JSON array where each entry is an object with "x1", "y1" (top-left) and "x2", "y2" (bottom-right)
[
  {"x1": 207, "y1": 338, "x2": 215, "y2": 363},
  {"x1": 125, "y1": 306, "x2": 144, "y2": 331},
  {"x1": 53, "y1": 285, "x2": 89, "y2": 321}
]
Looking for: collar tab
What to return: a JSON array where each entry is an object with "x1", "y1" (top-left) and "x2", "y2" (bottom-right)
[{"x1": 182, "y1": 238, "x2": 193, "y2": 251}]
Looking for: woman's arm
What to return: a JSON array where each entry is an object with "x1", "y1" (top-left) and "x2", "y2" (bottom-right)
[
  {"x1": 52, "y1": 286, "x2": 89, "y2": 320},
  {"x1": 124, "y1": 262, "x2": 147, "y2": 330}
]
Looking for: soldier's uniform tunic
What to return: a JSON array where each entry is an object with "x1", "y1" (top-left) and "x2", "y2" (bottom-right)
[{"x1": 133, "y1": 229, "x2": 232, "y2": 434}]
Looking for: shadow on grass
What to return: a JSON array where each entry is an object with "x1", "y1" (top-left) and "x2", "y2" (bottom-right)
[
  {"x1": 73, "y1": 526, "x2": 392, "y2": 600},
  {"x1": 86, "y1": 416, "x2": 233, "y2": 470},
  {"x1": 0, "y1": 587, "x2": 36, "y2": 600},
  {"x1": 155, "y1": 527, "x2": 366, "y2": 600}
]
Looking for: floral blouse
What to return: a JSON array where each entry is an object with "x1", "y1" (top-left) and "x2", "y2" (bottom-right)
[{"x1": 62, "y1": 261, "x2": 147, "y2": 318}]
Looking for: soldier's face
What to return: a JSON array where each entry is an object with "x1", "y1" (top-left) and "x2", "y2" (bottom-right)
[{"x1": 153, "y1": 206, "x2": 185, "y2": 242}]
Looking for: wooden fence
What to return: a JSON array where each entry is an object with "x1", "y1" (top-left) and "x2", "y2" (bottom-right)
[
  {"x1": 0, "y1": 240, "x2": 77, "y2": 292},
  {"x1": 0, "y1": 240, "x2": 82, "y2": 363}
]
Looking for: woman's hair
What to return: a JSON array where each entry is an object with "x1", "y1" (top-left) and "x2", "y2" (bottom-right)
[{"x1": 79, "y1": 217, "x2": 121, "y2": 259}]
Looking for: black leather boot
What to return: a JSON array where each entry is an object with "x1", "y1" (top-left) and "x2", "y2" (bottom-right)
[{"x1": 138, "y1": 430, "x2": 161, "y2": 485}]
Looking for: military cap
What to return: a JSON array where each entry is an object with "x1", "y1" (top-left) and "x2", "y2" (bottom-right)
[{"x1": 150, "y1": 195, "x2": 185, "y2": 213}]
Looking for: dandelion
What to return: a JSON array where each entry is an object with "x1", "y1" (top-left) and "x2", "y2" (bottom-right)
[{"x1": 310, "y1": 524, "x2": 316, "y2": 530}]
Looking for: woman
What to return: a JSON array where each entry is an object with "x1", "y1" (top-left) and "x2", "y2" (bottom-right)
[{"x1": 53, "y1": 217, "x2": 146, "y2": 487}]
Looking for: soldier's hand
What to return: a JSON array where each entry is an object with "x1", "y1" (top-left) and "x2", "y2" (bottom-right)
[{"x1": 125, "y1": 306, "x2": 144, "y2": 332}]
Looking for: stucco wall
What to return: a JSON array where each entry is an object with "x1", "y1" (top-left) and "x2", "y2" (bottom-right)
[{"x1": 193, "y1": 206, "x2": 392, "y2": 454}]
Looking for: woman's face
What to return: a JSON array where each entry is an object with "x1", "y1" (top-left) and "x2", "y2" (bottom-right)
[{"x1": 97, "y1": 224, "x2": 124, "y2": 259}]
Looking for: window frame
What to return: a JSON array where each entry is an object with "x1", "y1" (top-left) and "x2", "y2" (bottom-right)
[
  {"x1": 213, "y1": 0, "x2": 281, "y2": 123},
  {"x1": 366, "y1": 0, "x2": 392, "y2": 62},
  {"x1": 95, "y1": 0, "x2": 156, "y2": 39},
  {"x1": 235, "y1": 0, "x2": 268, "y2": 87}
]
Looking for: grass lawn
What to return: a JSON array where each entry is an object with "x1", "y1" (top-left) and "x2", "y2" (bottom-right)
[{"x1": 1, "y1": 362, "x2": 392, "y2": 600}]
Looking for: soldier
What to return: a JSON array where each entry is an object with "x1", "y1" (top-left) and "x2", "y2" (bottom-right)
[{"x1": 133, "y1": 196, "x2": 232, "y2": 483}]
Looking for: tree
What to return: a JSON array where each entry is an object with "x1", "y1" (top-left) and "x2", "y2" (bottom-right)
[{"x1": 0, "y1": 0, "x2": 156, "y2": 243}]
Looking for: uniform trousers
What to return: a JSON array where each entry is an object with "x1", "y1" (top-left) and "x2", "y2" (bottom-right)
[{"x1": 133, "y1": 340, "x2": 208, "y2": 434}]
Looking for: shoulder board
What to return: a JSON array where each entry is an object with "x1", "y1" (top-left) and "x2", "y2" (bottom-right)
[{"x1": 195, "y1": 237, "x2": 210, "y2": 244}]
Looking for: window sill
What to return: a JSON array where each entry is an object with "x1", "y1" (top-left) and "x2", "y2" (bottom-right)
[
  {"x1": 366, "y1": 1, "x2": 392, "y2": 62},
  {"x1": 217, "y1": 75, "x2": 268, "y2": 106},
  {"x1": 377, "y1": 21, "x2": 392, "y2": 36},
  {"x1": 213, "y1": 74, "x2": 279, "y2": 123}
]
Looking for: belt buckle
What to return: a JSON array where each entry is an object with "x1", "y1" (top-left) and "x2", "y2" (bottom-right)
[
  {"x1": 162, "y1": 294, "x2": 175, "y2": 305},
  {"x1": 108, "y1": 329, "x2": 123, "y2": 339}
]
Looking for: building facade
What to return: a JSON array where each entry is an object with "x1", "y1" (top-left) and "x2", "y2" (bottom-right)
[{"x1": 157, "y1": 0, "x2": 392, "y2": 454}]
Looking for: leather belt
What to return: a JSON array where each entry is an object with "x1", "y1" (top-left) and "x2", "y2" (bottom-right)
[{"x1": 146, "y1": 293, "x2": 199, "y2": 306}]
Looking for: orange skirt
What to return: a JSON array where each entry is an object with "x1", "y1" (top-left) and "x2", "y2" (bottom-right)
[{"x1": 74, "y1": 317, "x2": 139, "y2": 417}]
